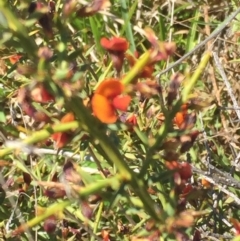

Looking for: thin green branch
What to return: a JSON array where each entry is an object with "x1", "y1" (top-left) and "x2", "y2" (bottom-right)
[
  {"x1": 9, "y1": 201, "x2": 70, "y2": 237},
  {"x1": 139, "y1": 52, "x2": 211, "y2": 177},
  {"x1": 91, "y1": 202, "x2": 104, "y2": 241},
  {"x1": 66, "y1": 97, "x2": 160, "y2": 220},
  {"x1": 121, "y1": 51, "x2": 151, "y2": 85},
  {"x1": 0, "y1": 121, "x2": 80, "y2": 157}
]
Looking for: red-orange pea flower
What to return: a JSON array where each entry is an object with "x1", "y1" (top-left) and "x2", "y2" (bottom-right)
[
  {"x1": 165, "y1": 161, "x2": 192, "y2": 181},
  {"x1": 52, "y1": 112, "x2": 75, "y2": 149},
  {"x1": 201, "y1": 178, "x2": 211, "y2": 188},
  {"x1": 9, "y1": 54, "x2": 22, "y2": 64},
  {"x1": 91, "y1": 79, "x2": 131, "y2": 124},
  {"x1": 125, "y1": 113, "x2": 137, "y2": 131},
  {"x1": 126, "y1": 113, "x2": 137, "y2": 126},
  {"x1": 100, "y1": 37, "x2": 129, "y2": 73},
  {"x1": 175, "y1": 111, "x2": 187, "y2": 129},
  {"x1": 100, "y1": 37, "x2": 129, "y2": 52},
  {"x1": 174, "y1": 104, "x2": 196, "y2": 130}
]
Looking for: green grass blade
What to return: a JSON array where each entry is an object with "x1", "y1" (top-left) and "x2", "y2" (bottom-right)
[
  {"x1": 186, "y1": 10, "x2": 201, "y2": 52},
  {"x1": 119, "y1": 0, "x2": 136, "y2": 52}
]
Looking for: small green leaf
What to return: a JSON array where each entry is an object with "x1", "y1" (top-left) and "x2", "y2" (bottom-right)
[{"x1": 0, "y1": 111, "x2": 6, "y2": 123}]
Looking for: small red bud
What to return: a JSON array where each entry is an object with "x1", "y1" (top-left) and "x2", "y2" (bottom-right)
[{"x1": 44, "y1": 216, "x2": 56, "y2": 233}]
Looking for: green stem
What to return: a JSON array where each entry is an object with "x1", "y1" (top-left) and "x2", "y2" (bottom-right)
[
  {"x1": 66, "y1": 97, "x2": 160, "y2": 220},
  {"x1": 121, "y1": 51, "x2": 151, "y2": 85},
  {"x1": 10, "y1": 201, "x2": 70, "y2": 236},
  {"x1": 0, "y1": 121, "x2": 80, "y2": 157},
  {"x1": 91, "y1": 202, "x2": 104, "y2": 241},
  {"x1": 65, "y1": 205, "x2": 95, "y2": 228},
  {"x1": 77, "y1": 175, "x2": 121, "y2": 198},
  {"x1": 139, "y1": 52, "x2": 211, "y2": 177},
  {"x1": 182, "y1": 52, "x2": 211, "y2": 101}
]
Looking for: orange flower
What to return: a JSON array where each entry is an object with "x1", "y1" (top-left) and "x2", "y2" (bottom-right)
[
  {"x1": 91, "y1": 79, "x2": 131, "y2": 124},
  {"x1": 174, "y1": 104, "x2": 196, "y2": 130},
  {"x1": 201, "y1": 178, "x2": 211, "y2": 188},
  {"x1": 175, "y1": 111, "x2": 186, "y2": 129},
  {"x1": 100, "y1": 37, "x2": 129, "y2": 73},
  {"x1": 100, "y1": 37, "x2": 129, "y2": 52},
  {"x1": 126, "y1": 113, "x2": 137, "y2": 126},
  {"x1": 165, "y1": 161, "x2": 192, "y2": 181},
  {"x1": 9, "y1": 54, "x2": 22, "y2": 64},
  {"x1": 52, "y1": 113, "x2": 75, "y2": 148}
]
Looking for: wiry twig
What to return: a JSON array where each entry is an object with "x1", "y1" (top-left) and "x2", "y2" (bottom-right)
[
  {"x1": 192, "y1": 112, "x2": 240, "y2": 204},
  {"x1": 218, "y1": 106, "x2": 240, "y2": 110},
  {"x1": 0, "y1": 174, "x2": 34, "y2": 240},
  {"x1": 157, "y1": 7, "x2": 240, "y2": 77},
  {"x1": 212, "y1": 51, "x2": 240, "y2": 121},
  {"x1": 191, "y1": 165, "x2": 240, "y2": 205},
  {"x1": 231, "y1": 152, "x2": 240, "y2": 170}
]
